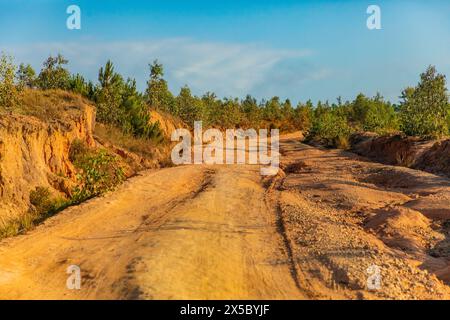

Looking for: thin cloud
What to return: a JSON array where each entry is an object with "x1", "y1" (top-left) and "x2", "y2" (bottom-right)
[{"x1": 2, "y1": 38, "x2": 328, "y2": 99}]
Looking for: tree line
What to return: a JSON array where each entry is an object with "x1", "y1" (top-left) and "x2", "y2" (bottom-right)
[{"x1": 1, "y1": 53, "x2": 450, "y2": 147}]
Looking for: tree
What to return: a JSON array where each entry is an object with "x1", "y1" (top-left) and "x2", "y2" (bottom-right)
[
  {"x1": 350, "y1": 93, "x2": 371, "y2": 126},
  {"x1": 400, "y1": 66, "x2": 449, "y2": 138},
  {"x1": 176, "y1": 85, "x2": 204, "y2": 126},
  {"x1": 350, "y1": 93, "x2": 398, "y2": 133},
  {"x1": 241, "y1": 95, "x2": 261, "y2": 128},
  {"x1": 0, "y1": 53, "x2": 22, "y2": 110},
  {"x1": 202, "y1": 92, "x2": 221, "y2": 127},
  {"x1": 263, "y1": 97, "x2": 283, "y2": 128},
  {"x1": 280, "y1": 98, "x2": 295, "y2": 130},
  {"x1": 282, "y1": 99, "x2": 294, "y2": 118},
  {"x1": 145, "y1": 60, "x2": 174, "y2": 113},
  {"x1": 220, "y1": 98, "x2": 242, "y2": 129},
  {"x1": 295, "y1": 100, "x2": 314, "y2": 133},
  {"x1": 95, "y1": 60, "x2": 125, "y2": 125},
  {"x1": 120, "y1": 78, "x2": 163, "y2": 141},
  {"x1": 16, "y1": 63, "x2": 36, "y2": 88},
  {"x1": 37, "y1": 54, "x2": 71, "y2": 90},
  {"x1": 69, "y1": 73, "x2": 94, "y2": 98}
]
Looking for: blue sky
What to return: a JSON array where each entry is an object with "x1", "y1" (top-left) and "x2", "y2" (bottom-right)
[{"x1": 1, "y1": 0, "x2": 450, "y2": 104}]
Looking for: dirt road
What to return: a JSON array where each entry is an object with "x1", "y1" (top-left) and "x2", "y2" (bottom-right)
[
  {"x1": 0, "y1": 160, "x2": 302, "y2": 299},
  {"x1": 0, "y1": 134, "x2": 449, "y2": 299}
]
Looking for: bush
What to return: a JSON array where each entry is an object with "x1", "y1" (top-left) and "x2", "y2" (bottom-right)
[
  {"x1": 29, "y1": 187, "x2": 53, "y2": 213},
  {"x1": 29, "y1": 186, "x2": 69, "y2": 217},
  {"x1": 363, "y1": 101, "x2": 399, "y2": 134},
  {"x1": 36, "y1": 54, "x2": 71, "y2": 90},
  {"x1": 0, "y1": 53, "x2": 22, "y2": 110},
  {"x1": 0, "y1": 216, "x2": 31, "y2": 239},
  {"x1": 71, "y1": 144, "x2": 125, "y2": 202},
  {"x1": 350, "y1": 93, "x2": 399, "y2": 134},
  {"x1": 0, "y1": 187, "x2": 69, "y2": 239},
  {"x1": 309, "y1": 110, "x2": 353, "y2": 148},
  {"x1": 69, "y1": 139, "x2": 90, "y2": 162}
]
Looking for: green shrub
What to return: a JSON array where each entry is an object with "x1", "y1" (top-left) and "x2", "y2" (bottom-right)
[
  {"x1": 309, "y1": 110, "x2": 353, "y2": 148},
  {"x1": 0, "y1": 53, "x2": 22, "y2": 110},
  {"x1": 71, "y1": 145, "x2": 125, "y2": 202},
  {"x1": 350, "y1": 93, "x2": 399, "y2": 134},
  {"x1": 69, "y1": 73, "x2": 94, "y2": 99},
  {"x1": 363, "y1": 102, "x2": 399, "y2": 134},
  {"x1": 36, "y1": 54, "x2": 71, "y2": 90}
]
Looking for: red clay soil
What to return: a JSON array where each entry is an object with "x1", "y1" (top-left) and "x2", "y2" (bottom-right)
[{"x1": 350, "y1": 133, "x2": 450, "y2": 178}]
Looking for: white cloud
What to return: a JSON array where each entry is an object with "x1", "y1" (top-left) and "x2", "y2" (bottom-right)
[{"x1": 2, "y1": 38, "x2": 329, "y2": 99}]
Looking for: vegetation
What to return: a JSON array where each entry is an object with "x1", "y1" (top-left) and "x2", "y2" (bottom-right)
[
  {"x1": 146, "y1": 60, "x2": 175, "y2": 114},
  {"x1": 70, "y1": 140, "x2": 125, "y2": 203},
  {"x1": 309, "y1": 107, "x2": 353, "y2": 148},
  {"x1": 349, "y1": 93, "x2": 398, "y2": 134},
  {"x1": 16, "y1": 63, "x2": 36, "y2": 88},
  {"x1": 36, "y1": 54, "x2": 71, "y2": 90},
  {"x1": 69, "y1": 73, "x2": 94, "y2": 98},
  {"x1": 17, "y1": 88, "x2": 90, "y2": 121},
  {"x1": 2, "y1": 52, "x2": 450, "y2": 148},
  {"x1": 91, "y1": 60, "x2": 164, "y2": 142},
  {"x1": 1, "y1": 52, "x2": 450, "y2": 239},
  {"x1": 0, "y1": 53, "x2": 22, "y2": 110},
  {"x1": 94, "y1": 123, "x2": 160, "y2": 159},
  {"x1": 0, "y1": 139, "x2": 127, "y2": 239},
  {"x1": 399, "y1": 66, "x2": 450, "y2": 138},
  {"x1": 0, "y1": 187, "x2": 70, "y2": 239}
]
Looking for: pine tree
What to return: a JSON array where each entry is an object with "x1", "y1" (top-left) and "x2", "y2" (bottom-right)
[
  {"x1": 95, "y1": 60, "x2": 124, "y2": 125},
  {"x1": 146, "y1": 60, "x2": 174, "y2": 113}
]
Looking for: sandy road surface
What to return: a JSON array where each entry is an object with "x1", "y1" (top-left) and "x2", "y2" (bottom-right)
[{"x1": 0, "y1": 161, "x2": 302, "y2": 299}]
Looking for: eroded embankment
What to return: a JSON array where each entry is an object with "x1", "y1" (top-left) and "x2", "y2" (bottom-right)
[
  {"x1": 350, "y1": 133, "x2": 450, "y2": 178},
  {"x1": 0, "y1": 91, "x2": 174, "y2": 228},
  {"x1": 0, "y1": 105, "x2": 96, "y2": 221}
]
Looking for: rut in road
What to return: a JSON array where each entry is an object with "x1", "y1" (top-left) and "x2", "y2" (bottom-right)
[{"x1": 0, "y1": 163, "x2": 303, "y2": 299}]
